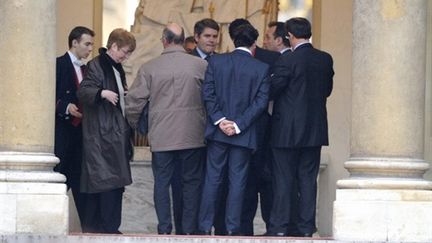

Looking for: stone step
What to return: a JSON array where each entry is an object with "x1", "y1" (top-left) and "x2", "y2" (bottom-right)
[{"x1": 1, "y1": 234, "x2": 336, "y2": 243}]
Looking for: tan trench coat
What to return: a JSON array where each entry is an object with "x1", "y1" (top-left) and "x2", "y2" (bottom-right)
[{"x1": 125, "y1": 45, "x2": 207, "y2": 152}]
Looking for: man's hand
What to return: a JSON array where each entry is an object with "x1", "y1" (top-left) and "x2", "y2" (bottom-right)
[
  {"x1": 67, "y1": 103, "x2": 82, "y2": 118},
  {"x1": 102, "y1": 90, "x2": 119, "y2": 105},
  {"x1": 219, "y1": 119, "x2": 236, "y2": 136}
]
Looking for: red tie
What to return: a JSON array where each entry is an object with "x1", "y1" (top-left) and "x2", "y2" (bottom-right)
[{"x1": 71, "y1": 65, "x2": 85, "y2": 127}]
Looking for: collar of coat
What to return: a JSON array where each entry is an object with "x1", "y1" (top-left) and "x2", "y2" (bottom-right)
[
  {"x1": 293, "y1": 42, "x2": 312, "y2": 51},
  {"x1": 98, "y1": 47, "x2": 126, "y2": 90},
  {"x1": 162, "y1": 45, "x2": 187, "y2": 55}
]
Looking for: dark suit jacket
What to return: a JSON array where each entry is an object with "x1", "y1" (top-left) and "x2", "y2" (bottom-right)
[
  {"x1": 203, "y1": 49, "x2": 270, "y2": 150},
  {"x1": 54, "y1": 52, "x2": 83, "y2": 176},
  {"x1": 254, "y1": 46, "x2": 280, "y2": 68},
  {"x1": 190, "y1": 47, "x2": 217, "y2": 60},
  {"x1": 56, "y1": 53, "x2": 80, "y2": 119},
  {"x1": 191, "y1": 48, "x2": 201, "y2": 58},
  {"x1": 252, "y1": 47, "x2": 280, "y2": 146},
  {"x1": 270, "y1": 43, "x2": 334, "y2": 148}
]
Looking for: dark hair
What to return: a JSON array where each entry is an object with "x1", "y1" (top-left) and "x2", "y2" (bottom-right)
[
  {"x1": 232, "y1": 24, "x2": 258, "y2": 48},
  {"x1": 229, "y1": 18, "x2": 250, "y2": 40},
  {"x1": 107, "y1": 28, "x2": 136, "y2": 52},
  {"x1": 268, "y1": 21, "x2": 290, "y2": 47},
  {"x1": 184, "y1": 36, "x2": 195, "y2": 44},
  {"x1": 285, "y1": 17, "x2": 312, "y2": 39},
  {"x1": 68, "y1": 26, "x2": 95, "y2": 48},
  {"x1": 162, "y1": 27, "x2": 185, "y2": 44},
  {"x1": 194, "y1": 18, "x2": 220, "y2": 36}
]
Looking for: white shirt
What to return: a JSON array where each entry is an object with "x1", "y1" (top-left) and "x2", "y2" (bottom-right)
[
  {"x1": 113, "y1": 67, "x2": 125, "y2": 117},
  {"x1": 65, "y1": 51, "x2": 84, "y2": 115},
  {"x1": 293, "y1": 41, "x2": 310, "y2": 51},
  {"x1": 68, "y1": 51, "x2": 84, "y2": 83},
  {"x1": 280, "y1": 47, "x2": 292, "y2": 54},
  {"x1": 196, "y1": 47, "x2": 209, "y2": 59},
  {"x1": 235, "y1": 47, "x2": 252, "y2": 55}
]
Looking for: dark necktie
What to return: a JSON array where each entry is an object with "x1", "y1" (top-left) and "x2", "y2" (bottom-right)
[{"x1": 80, "y1": 65, "x2": 86, "y2": 77}]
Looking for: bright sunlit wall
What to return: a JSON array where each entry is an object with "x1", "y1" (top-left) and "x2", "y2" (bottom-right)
[
  {"x1": 278, "y1": 0, "x2": 312, "y2": 22},
  {"x1": 102, "y1": 0, "x2": 139, "y2": 47}
]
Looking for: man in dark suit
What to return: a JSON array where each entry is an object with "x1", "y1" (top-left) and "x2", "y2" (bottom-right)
[
  {"x1": 264, "y1": 21, "x2": 292, "y2": 55},
  {"x1": 191, "y1": 18, "x2": 230, "y2": 236},
  {"x1": 191, "y1": 17, "x2": 228, "y2": 235},
  {"x1": 170, "y1": 18, "x2": 220, "y2": 235},
  {"x1": 55, "y1": 26, "x2": 94, "y2": 230},
  {"x1": 268, "y1": 17, "x2": 334, "y2": 237},
  {"x1": 228, "y1": 18, "x2": 280, "y2": 236},
  {"x1": 198, "y1": 23, "x2": 269, "y2": 236},
  {"x1": 263, "y1": 21, "x2": 301, "y2": 236}
]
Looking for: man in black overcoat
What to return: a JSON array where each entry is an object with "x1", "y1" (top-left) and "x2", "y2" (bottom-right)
[
  {"x1": 55, "y1": 26, "x2": 94, "y2": 229},
  {"x1": 268, "y1": 17, "x2": 334, "y2": 237}
]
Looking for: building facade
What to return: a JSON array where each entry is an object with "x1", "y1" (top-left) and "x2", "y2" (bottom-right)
[{"x1": 1, "y1": 0, "x2": 432, "y2": 241}]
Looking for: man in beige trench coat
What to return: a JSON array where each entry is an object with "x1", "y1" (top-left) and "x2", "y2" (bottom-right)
[{"x1": 125, "y1": 23, "x2": 207, "y2": 235}]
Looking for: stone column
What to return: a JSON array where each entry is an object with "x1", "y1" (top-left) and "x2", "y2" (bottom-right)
[
  {"x1": 333, "y1": 0, "x2": 432, "y2": 242},
  {"x1": 0, "y1": 0, "x2": 68, "y2": 235}
]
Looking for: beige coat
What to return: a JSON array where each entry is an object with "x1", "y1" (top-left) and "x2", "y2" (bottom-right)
[{"x1": 125, "y1": 45, "x2": 207, "y2": 152}]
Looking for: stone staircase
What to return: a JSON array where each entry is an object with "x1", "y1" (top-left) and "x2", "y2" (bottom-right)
[{"x1": 1, "y1": 234, "x2": 338, "y2": 243}]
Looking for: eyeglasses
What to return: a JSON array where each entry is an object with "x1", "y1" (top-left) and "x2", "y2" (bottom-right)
[{"x1": 120, "y1": 47, "x2": 132, "y2": 55}]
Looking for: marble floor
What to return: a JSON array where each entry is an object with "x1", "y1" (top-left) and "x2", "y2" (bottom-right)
[
  {"x1": 69, "y1": 160, "x2": 269, "y2": 235},
  {"x1": 0, "y1": 234, "x2": 336, "y2": 243}
]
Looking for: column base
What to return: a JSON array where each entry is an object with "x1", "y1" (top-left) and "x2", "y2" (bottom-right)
[
  {"x1": 333, "y1": 189, "x2": 432, "y2": 242},
  {"x1": 0, "y1": 152, "x2": 68, "y2": 235},
  {"x1": 0, "y1": 185, "x2": 68, "y2": 235}
]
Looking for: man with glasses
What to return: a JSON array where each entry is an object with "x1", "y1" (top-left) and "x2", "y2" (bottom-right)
[{"x1": 126, "y1": 23, "x2": 207, "y2": 235}]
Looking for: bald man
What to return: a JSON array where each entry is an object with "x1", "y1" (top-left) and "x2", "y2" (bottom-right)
[{"x1": 125, "y1": 23, "x2": 207, "y2": 235}]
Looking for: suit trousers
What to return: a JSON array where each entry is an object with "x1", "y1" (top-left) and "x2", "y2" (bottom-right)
[
  {"x1": 241, "y1": 114, "x2": 274, "y2": 235},
  {"x1": 82, "y1": 187, "x2": 124, "y2": 234},
  {"x1": 66, "y1": 165, "x2": 89, "y2": 232},
  {"x1": 171, "y1": 161, "x2": 184, "y2": 234},
  {"x1": 213, "y1": 176, "x2": 228, "y2": 235},
  {"x1": 54, "y1": 122, "x2": 87, "y2": 229},
  {"x1": 269, "y1": 146, "x2": 321, "y2": 235},
  {"x1": 152, "y1": 148, "x2": 205, "y2": 234},
  {"x1": 199, "y1": 141, "x2": 251, "y2": 233},
  {"x1": 240, "y1": 143, "x2": 273, "y2": 235}
]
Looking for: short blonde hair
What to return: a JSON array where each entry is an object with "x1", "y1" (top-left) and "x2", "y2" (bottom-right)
[{"x1": 106, "y1": 28, "x2": 136, "y2": 52}]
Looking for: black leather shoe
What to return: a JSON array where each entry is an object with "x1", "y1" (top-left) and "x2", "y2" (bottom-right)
[
  {"x1": 264, "y1": 232, "x2": 286, "y2": 237},
  {"x1": 196, "y1": 230, "x2": 211, "y2": 235},
  {"x1": 104, "y1": 230, "x2": 122, "y2": 234},
  {"x1": 301, "y1": 232, "x2": 313, "y2": 237},
  {"x1": 158, "y1": 232, "x2": 171, "y2": 235},
  {"x1": 227, "y1": 231, "x2": 242, "y2": 236}
]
